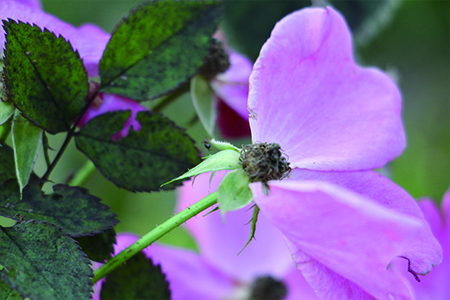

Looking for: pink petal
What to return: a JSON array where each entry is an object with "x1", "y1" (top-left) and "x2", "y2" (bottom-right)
[
  {"x1": 1, "y1": 1, "x2": 109, "y2": 76},
  {"x1": 211, "y1": 51, "x2": 252, "y2": 120},
  {"x1": 283, "y1": 264, "x2": 320, "y2": 300},
  {"x1": 177, "y1": 171, "x2": 294, "y2": 282},
  {"x1": 250, "y1": 177, "x2": 430, "y2": 299},
  {"x1": 13, "y1": 0, "x2": 41, "y2": 10},
  {"x1": 94, "y1": 233, "x2": 234, "y2": 300},
  {"x1": 393, "y1": 195, "x2": 450, "y2": 300},
  {"x1": 248, "y1": 7, "x2": 405, "y2": 171},
  {"x1": 78, "y1": 93, "x2": 147, "y2": 139},
  {"x1": 289, "y1": 169, "x2": 443, "y2": 276}
]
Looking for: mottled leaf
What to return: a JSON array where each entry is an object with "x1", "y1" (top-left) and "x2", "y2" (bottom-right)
[
  {"x1": 0, "y1": 279, "x2": 22, "y2": 300},
  {"x1": 75, "y1": 228, "x2": 116, "y2": 263},
  {"x1": 100, "y1": 252, "x2": 170, "y2": 300},
  {"x1": 2, "y1": 20, "x2": 88, "y2": 134},
  {"x1": 100, "y1": 0, "x2": 221, "y2": 101},
  {"x1": 0, "y1": 178, "x2": 118, "y2": 237},
  {"x1": 11, "y1": 111, "x2": 42, "y2": 194},
  {"x1": 217, "y1": 169, "x2": 253, "y2": 215},
  {"x1": 0, "y1": 144, "x2": 16, "y2": 185},
  {"x1": 0, "y1": 221, "x2": 93, "y2": 300},
  {"x1": 191, "y1": 75, "x2": 217, "y2": 136},
  {"x1": 75, "y1": 111, "x2": 201, "y2": 192}
]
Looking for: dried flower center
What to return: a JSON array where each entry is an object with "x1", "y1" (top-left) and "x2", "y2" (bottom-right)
[
  {"x1": 199, "y1": 39, "x2": 231, "y2": 79},
  {"x1": 239, "y1": 143, "x2": 291, "y2": 182},
  {"x1": 249, "y1": 275, "x2": 288, "y2": 300}
]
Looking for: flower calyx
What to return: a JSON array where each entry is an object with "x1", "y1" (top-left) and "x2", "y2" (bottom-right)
[{"x1": 239, "y1": 143, "x2": 291, "y2": 183}]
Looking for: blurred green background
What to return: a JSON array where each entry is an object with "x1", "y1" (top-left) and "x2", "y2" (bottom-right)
[{"x1": 33, "y1": 0, "x2": 448, "y2": 248}]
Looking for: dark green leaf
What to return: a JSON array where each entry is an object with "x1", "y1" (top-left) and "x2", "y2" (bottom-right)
[
  {"x1": 75, "y1": 111, "x2": 201, "y2": 192},
  {"x1": 100, "y1": 252, "x2": 170, "y2": 300},
  {"x1": 0, "y1": 143, "x2": 16, "y2": 185},
  {"x1": 0, "y1": 279, "x2": 23, "y2": 300},
  {"x1": 11, "y1": 111, "x2": 42, "y2": 195},
  {"x1": 75, "y1": 228, "x2": 116, "y2": 263},
  {"x1": 100, "y1": 0, "x2": 222, "y2": 101},
  {"x1": 0, "y1": 221, "x2": 93, "y2": 300},
  {"x1": 0, "y1": 178, "x2": 118, "y2": 237},
  {"x1": 2, "y1": 20, "x2": 88, "y2": 134}
]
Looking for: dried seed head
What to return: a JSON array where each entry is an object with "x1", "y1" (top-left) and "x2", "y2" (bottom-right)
[
  {"x1": 239, "y1": 142, "x2": 291, "y2": 183},
  {"x1": 250, "y1": 275, "x2": 288, "y2": 300},
  {"x1": 199, "y1": 39, "x2": 231, "y2": 79}
]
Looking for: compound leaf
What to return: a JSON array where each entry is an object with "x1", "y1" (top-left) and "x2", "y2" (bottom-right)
[
  {"x1": 2, "y1": 20, "x2": 88, "y2": 134},
  {"x1": 100, "y1": 0, "x2": 221, "y2": 101},
  {"x1": 0, "y1": 221, "x2": 93, "y2": 300},
  {"x1": 75, "y1": 111, "x2": 201, "y2": 192}
]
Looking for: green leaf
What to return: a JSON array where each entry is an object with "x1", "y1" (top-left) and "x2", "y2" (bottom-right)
[
  {"x1": 0, "y1": 221, "x2": 93, "y2": 300},
  {"x1": 0, "y1": 279, "x2": 23, "y2": 300},
  {"x1": 100, "y1": 252, "x2": 171, "y2": 300},
  {"x1": 100, "y1": 0, "x2": 222, "y2": 101},
  {"x1": 0, "y1": 144, "x2": 16, "y2": 185},
  {"x1": 75, "y1": 111, "x2": 201, "y2": 192},
  {"x1": 11, "y1": 111, "x2": 42, "y2": 195},
  {"x1": 0, "y1": 178, "x2": 118, "y2": 237},
  {"x1": 163, "y1": 149, "x2": 240, "y2": 186},
  {"x1": 75, "y1": 228, "x2": 116, "y2": 263},
  {"x1": 191, "y1": 75, "x2": 217, "y2": 136},
  {"x1": 0, "y1": 102, "x2": 14, "y2": 126},
  {"x1": 2, "y1": 20, "x2": 88, "y2": 134},
  {"x1": 217, "y1": 169, "x2": 253, "y2": 215}
]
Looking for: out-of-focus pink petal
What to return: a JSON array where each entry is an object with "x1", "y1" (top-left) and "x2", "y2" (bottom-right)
[
  {"x1": 211, "y1": 51, "x2": 252, "y2": 120},
  {"x1": 217, "y1": 99, "x2": 251, "y2": 139},
  {"x1": 394, "y1": 195, "x2": 450, "y2": 300},
  {"x1": 177, "y1": 171, "x2": 294, "y2": 282},
  {"x1": 14, "y1": 0, "x2": 41, "y2": 10},
  {"x1": 1, "y1": 1, "x2": 109, "y2": 76},
  {"x1": 94, "y1": 233, "x2": 234, "y2": 300},
  {"x1": 282, "y1": 264, "x2": 320, "y2": 300},
  {"x1": 78, "y1": 93, "x2": 147, "y2": 139},
  {"x1": 248, "y1": 7, "x2": 405, "y2": 171},
  {"x1": 250, "y1": 178, "x2": 425, "y2": 300},
  {"x1": 289, "y1": 169, "x2": 443, "y2": 277}
]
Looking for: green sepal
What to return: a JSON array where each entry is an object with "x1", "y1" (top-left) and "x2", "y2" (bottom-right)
[
  {"x1": 191, "y1": 75, "x2": 217, "y2": 136},
  {"x1": 217, "y1": 169, "x2": 253, "y2": 215},
  {"x1": 0, "y1": 178, "x2": 118, "y2": 237},
  {"x1": 238, "y1": 204, "x2": 260, "y2": 255},
  {"x1": 0, "y1": 221, "x2": 93, "y2": 300},
  {"x1": 75, "y1": 110, "x2": 201, "y2": 192},
  {"x1": 208, "y1": 139, "x2": 241, "y2": 152},
  {"x1": 162, "y1": 149, "x2": 240, "y2": 186},
  {"x1": 100, "y1": 252, "x2": 171, "y2": 300},
  {"x1": 11, "y1": 111, "x2": 42, "y2": 196},
  {"x1": 100, "y1": 0, "x2": 222, "y2": 101},
  {"x1": 2, "y1": 20, "x2": 88, "y2": 134},
  {"x1": 75, "y1": 228, "x2": 116, "y2": 263}
]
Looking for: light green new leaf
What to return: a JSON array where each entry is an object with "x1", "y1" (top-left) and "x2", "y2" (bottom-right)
[
  {"x1": 0, "y1": 101, "x2": 14, "y2": 126},
  {"x1": 163, "y1": 149, "x2": 241, "y2": 186},
  {"x1": 217, "y1": 169, "x2": 253, "y2": 215},
  {"x1": 191, "y1": 75, "x2": 217, "y2": 137},
  {"x1": 11, "y1": 111, "x2": 42, "y2": 196}
]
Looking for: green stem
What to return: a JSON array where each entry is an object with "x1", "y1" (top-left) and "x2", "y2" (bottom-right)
[
  {"x1": 67, "y1": 160, "x2": 96, "y2": 186},
  {"x1": 93, "y1": 191, "x2": 218, "y2": 283}
]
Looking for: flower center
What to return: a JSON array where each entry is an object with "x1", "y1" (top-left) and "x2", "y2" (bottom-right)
[
  {"x1": 239, "y1": 143, "x2": 291, "y2": 182},
  {"x1": 249, "y1": 276, "x2": 288, "y2": 300}
]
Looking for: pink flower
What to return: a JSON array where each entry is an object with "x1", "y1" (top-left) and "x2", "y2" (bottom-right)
[
  {"x1": 95, "y1": 172, "x2": 320, "y2": 300},
  {"x1": 236, "y1": 6, "x2": 442, "y2": 299},
  {"x1": 1, "y1": 0, "x2": 109, "y2": 76},
  {"x1": 393, "y1": 189, "x2": 450, "y2": 300}
]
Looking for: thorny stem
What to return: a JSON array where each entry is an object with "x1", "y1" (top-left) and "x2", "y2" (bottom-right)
[
  {"x1": 41, "y1": 89, "x2": 100, "y2": 183},
  {"x1": 92, "y1": 191, "x2": 218, "y2": 283}
]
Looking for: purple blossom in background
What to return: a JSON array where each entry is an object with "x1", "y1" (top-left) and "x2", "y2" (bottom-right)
[
  {"x1": 1, "y1": 0, "x2": 110, "y2": 76},
  {"x1": 238, "y1": 6, "x2": 442, "y2": 299},
  {"x1": 393, "y1": 189, "x2": 450, "y2": 300},
  {"x1": 95, "y1": 172, "x2": 320, "y2": 300}
]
